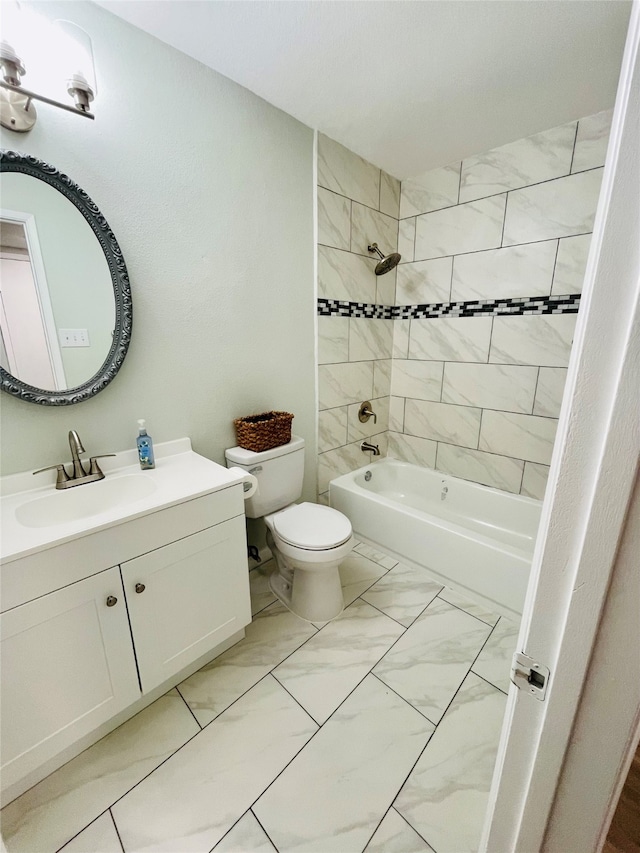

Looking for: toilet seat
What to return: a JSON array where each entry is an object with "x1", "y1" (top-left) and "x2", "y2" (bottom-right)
[{"x1": 272, "y1": 502, "x2": 352, "y2": 551}]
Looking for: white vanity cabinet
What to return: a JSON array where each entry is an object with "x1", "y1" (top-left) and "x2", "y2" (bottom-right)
[
  {"x1": 1, "y1": 566, "x2": 141, "y2": 792},
  {"x1": 1, "y1": 447, "x2": 254, "y2": 804},
  {"x1": 121, "y1": 515, "x2": 249, "y2": 694}
]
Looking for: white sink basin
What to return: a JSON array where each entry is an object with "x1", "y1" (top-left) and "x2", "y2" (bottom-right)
[
  {"x1": 1, "y1": 438, "x2": 258, "y2": 563},
  {"x1": 15, "y1": 474, "x2": 157, "y2": 528}
]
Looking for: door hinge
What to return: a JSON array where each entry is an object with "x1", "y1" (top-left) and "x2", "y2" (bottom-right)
[{"x1": 510, "y1": 652, "x2": 549, "y2": 701}]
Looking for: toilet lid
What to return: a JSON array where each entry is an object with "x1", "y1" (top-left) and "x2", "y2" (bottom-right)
[{"x1": 273, "y1": 502, "x2": 352, "y2": 551}]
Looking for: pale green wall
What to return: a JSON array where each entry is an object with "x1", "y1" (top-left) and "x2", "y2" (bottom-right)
[{"x1": 0, "y1": 1, "x2": 317, "y2": 502}]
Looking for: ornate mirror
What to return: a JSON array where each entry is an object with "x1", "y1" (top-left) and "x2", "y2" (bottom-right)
[{"x1": 0, "y1": 151, "x2": 132, "y2": 405}]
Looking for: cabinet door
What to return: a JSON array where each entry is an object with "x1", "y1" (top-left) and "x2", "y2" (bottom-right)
[
  {"x1": 1, "y1": 567, "x2": 140, "y2": 792},
  {"x1": 121, "y1": 516, "x2": 250, "y2": 694}
]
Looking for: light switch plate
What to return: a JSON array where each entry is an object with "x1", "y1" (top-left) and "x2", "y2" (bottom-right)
[{"x1": 58, "y1": 329, "x2": 90, "y2": 347}]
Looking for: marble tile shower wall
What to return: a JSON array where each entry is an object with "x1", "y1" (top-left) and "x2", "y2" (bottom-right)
[
  {"x1": 316, "y1": 111, "x2": 611, "y2": 502},
  {"x1": 317, "y1": 134, "x2": 401, "y2": 501},
  {"x1": 392, "y1": 109, "x2": 612, "y2": 498}
]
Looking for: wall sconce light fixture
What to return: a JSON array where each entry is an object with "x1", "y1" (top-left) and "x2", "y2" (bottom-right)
[{"x1": 0, "y1": 3, "x2": 96, "y2": 132}]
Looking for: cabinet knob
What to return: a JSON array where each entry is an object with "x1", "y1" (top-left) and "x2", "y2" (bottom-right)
[
  {"x1": 135, "y1": 583, "x2": 146, "y2": 594},
  {"x1": 106, "y1": 595, "x2": 118, "y2": 607}
]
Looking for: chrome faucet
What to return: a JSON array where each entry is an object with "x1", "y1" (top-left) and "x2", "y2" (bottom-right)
[
  {"x1": 361, "y1": 441, "x2": 381, "y2": 456},
  {"x1": 68, "y1": 430, "x2": 86, "y2": 479},
  {"x1": 33, "y1": 430, "x2": 116, "y2": 489}
]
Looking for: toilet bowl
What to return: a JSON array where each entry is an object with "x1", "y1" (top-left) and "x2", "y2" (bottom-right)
[
  {"x1": 224, "y1": 436, "x2": 354, "y2": 622},
  {"x1": 264, "y1": 502, "x2": 354, "y2": 622}
]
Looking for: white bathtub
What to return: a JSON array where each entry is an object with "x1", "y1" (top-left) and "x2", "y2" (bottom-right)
[{"x1": 330, "y1": 458, "x2": 541, "y2": 620}]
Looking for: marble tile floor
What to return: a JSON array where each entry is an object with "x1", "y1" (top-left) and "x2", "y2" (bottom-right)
[{"x1": 1, "y1": 542, "x2": 519, "y2": 853}]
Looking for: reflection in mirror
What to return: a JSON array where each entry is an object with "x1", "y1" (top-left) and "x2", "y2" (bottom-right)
[
  {"x1": 0, "y1": 174, "x2": 116, "y2": 392},
  {"x1": 0, "y1": 151, "x2": 131, "y2": 406},
  {"x1": 0, "y1": 219, "x2": 65, "y2": 390}
]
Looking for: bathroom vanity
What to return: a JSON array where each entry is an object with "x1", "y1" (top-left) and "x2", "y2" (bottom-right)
[{"x1": 0, "y1": 439, "x2": 254, "y2": 804}]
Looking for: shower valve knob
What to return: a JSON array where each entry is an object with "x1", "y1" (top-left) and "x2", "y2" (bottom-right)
[{"x1": 358, "y1": 401, "x2": 377, "y2": 424}]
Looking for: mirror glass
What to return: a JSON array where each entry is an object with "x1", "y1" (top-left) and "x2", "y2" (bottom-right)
[
  {"x1": 0, "y1": 173, "x2": 116, "y2": 392},
  {"x1": 0, "y1": 151, "x2": 131, "y2": 406}
]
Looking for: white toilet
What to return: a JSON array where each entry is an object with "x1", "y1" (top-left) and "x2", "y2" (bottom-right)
[{"x1": 225, "y1": 436, "x2": 354, "y2": 622}]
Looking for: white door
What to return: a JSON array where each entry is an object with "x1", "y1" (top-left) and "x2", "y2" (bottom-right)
[
  {"x1": 482, "y1": 6, "x2": 640, "y2": 851},
  {"x1": 0, "y1": 255, "x2": 56, "y2": 389},
  {"x1": 121, "y1": 517, "x2": 251, "y2": 694},
  {"x1": 0, "y1": 567, "x2": 141, "y2": 793},
  {"x1": 1, "y1": 211, "x2": 67, "y2": 389}
]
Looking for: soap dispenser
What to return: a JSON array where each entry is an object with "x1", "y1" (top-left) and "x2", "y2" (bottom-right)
[{"x1": 136, "y1": 419, "x2": 155, "y2": 469}]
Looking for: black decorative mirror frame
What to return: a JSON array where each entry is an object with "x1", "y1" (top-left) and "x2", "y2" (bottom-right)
[{"x1": 0, "y1": 150, "x2": 132, "y2": 405}]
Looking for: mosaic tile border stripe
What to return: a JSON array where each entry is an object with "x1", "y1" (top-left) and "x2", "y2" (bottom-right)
[{"x1": 317, "y1": 293, "x2": 581, "y2": 320}]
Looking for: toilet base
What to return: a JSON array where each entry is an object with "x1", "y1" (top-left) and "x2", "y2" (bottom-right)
[{"x1": 268, "y1": 558, "x2": 344, "y2": 623}]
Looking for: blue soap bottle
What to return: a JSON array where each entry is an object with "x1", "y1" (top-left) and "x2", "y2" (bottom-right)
[{"x1": 136, "y1": 419, "x2": 155, "y2": 469}]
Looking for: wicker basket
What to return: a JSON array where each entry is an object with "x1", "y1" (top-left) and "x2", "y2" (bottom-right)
[{"x1": 233, "y1": 411, "x2": 294, "y2": 453}]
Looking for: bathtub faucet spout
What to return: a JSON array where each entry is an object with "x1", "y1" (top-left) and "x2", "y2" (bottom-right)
[{"x1": 361, "y1": 441, "x2": 380, "y2": 456}]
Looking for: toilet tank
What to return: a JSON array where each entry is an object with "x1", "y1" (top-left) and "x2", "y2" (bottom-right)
[{"x1": 225, "y1": 435, "x2": 305, "y2": 519}]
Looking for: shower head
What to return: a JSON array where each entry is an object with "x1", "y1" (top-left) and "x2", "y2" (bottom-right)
[{"x1": 368, "y1": 243, "x2": 401, "y2": 276}]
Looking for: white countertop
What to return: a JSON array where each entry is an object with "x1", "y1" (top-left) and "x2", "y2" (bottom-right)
[{"x1": 1, "y1": 438, "x2": 255, "y2": 564}]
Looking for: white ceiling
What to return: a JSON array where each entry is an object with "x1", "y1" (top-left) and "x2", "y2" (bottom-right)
[{"x1": 96, "y1": 0, "x2": 631, "y2": 179}]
